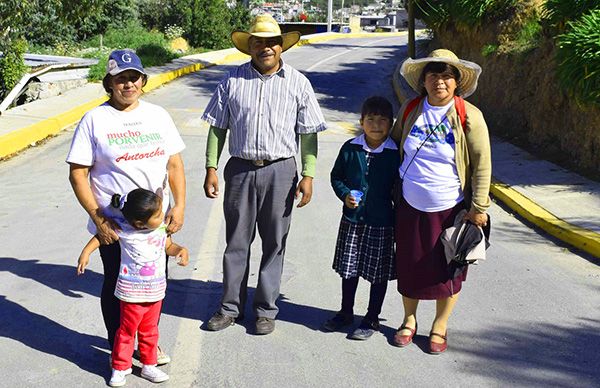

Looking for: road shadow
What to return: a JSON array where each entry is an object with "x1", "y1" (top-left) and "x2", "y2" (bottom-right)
[
  {"x1": 0, "y1": 257, "x2": 102, "y2": 298},
  {"x1": 0, "y1": 257, "x2": 384, "y2": 333},
  {"x1": 451, "y1": 318, "x2": 600, "y2": 386},
  {"x1": 166, "y1": 278, "x2": 399, "y2": 336},
  {"x1": 0, "y1": 295, "x2": 108, "y2": 378}
]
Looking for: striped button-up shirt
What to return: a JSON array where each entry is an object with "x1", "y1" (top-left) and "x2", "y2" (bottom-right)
[{"x1": 202, "y1": 60, "x2": 327, "y2": 160}]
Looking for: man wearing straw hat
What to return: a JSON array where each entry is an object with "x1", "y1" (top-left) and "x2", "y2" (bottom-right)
[{"x1": 201, "y1": 14, "x2": 326, "y2": 335}]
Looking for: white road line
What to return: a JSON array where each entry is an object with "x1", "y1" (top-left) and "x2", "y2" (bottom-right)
[
  {"x1": 168, "y1": 196, "x2": 223, "y2": 386},
  {"x1": 306, "y1": 37, "x2": 400, "y2": 72}
]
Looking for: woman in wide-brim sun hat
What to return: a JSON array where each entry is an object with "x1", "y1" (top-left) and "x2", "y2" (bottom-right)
[
  {"x1": 231, "y1": 13, "x2": 301, "y2": 55},
  {"x1": 389, "y1": 48, "x2": 491, "y2": 354},
  {"x1": 400, "y1": 49, "x2": 482, "y2": 98}
]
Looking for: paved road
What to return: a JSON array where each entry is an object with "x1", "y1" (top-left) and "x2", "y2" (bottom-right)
[{"x1": 1, "y1": 37, "x2": 599, "y2": 387}]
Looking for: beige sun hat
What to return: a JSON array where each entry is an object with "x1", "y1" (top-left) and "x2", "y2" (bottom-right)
[
  {"x1": 231, "y1": 13, "x2": 301, "y2": 55},
  {"x1": 400, "y1": 49, "x2": 482, "y2": 98}
]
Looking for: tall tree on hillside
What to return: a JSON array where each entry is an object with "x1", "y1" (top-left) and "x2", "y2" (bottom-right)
[
  {"x1": 0, "y1": 0, "x2": 33, "y2": 96},
  {"x1": 188, "y1": 0, "x2": 231, "y2": 49}
]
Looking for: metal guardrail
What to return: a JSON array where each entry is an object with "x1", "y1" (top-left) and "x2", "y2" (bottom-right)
[{"x1": 0, "y1": 54, "x2": 98, "y2": 114}]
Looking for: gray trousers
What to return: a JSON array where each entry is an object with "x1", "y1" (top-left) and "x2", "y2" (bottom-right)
[{"x1": 220, "y1": 157, "x2": 298, "y2": 319}]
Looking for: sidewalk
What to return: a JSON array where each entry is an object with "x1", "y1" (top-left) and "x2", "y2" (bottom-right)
[{"x1": 1, "y1": 32, "x2": 599, "y2": 259}]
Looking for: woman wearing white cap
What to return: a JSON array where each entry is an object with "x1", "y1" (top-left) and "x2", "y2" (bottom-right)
[
  {"x1": 390, "y1": 49, "x2": 491, "y2": 354},
  {"x1": 66, "y1": 49, "x2": 186, "y2": 379}
]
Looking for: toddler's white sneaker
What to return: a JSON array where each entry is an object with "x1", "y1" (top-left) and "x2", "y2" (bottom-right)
[
  {"x1": 141, "y1": 364, "x2": 169, "y2": 383},
  {"x1": 109, "y1": 368, "x2": 132, "y2": 387}
]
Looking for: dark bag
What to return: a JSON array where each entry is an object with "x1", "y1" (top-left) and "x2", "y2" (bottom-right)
[{"x1": 442, "y1": 210, "x2": 492, "y2": 280}]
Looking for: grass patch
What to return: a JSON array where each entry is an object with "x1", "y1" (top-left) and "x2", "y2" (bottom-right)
[
  {"x1": 511, "y1": 18, "x2": 542, "y2": 53},
  {"x1": 481, "y1": 44, "x2": 499, "y2": 57}
]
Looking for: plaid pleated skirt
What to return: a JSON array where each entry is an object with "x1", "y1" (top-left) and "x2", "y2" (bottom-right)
[
  {"x1": 333, "y1": 217, "x2": 396, "y2": 283},
  {"x1": 395, "y1": 198, "x2": 467, "y2": 300}
]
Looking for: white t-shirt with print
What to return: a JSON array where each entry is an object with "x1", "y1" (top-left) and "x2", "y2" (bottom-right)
[
  {"x1": 66, "y1": 100, "x2": 185, "y2": 234},
  {"x1": 114, "y1": 223, "x2": 168, "y2": 303},
  {"x1": 400, "y1": 98, "x2": 463, "y2": 212}
]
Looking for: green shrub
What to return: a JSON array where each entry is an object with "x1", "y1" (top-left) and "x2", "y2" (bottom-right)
[
  {"x1": 556, "y1": 9, "x2": 600, "y2": 105},
  {"x1": 229, "y1": 2, "x2": 251, "y2": 32},
  {"x1": 83, "y1": 23, "x2": 180, "y2": 81},
  {"x1": 136, "y1": 43, "x2": 179, "y2": 67},
  {"x1": 85, "y1": 22, "x2": 170, "y2": 50},
  {"x1": 187, "y1": 0, "x2": 232, "y2": 49},
  {"x1": 511, "y1": 18, "x2": 542, "y2": 53},
  {"x1": 543, "y1": 0, "x2": 599, "y2": 32},
  {"x1": 0, "y1": 38, "x2": 28, "y2": 96},
  {"x1": 481, "y1": 43, "x2": 498, "y2": 57},
  {"x1": 414, "y1": 0, "x2": 517, "y2": 30}
]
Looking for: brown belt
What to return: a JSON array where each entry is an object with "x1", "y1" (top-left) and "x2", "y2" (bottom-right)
[{"x1": 234, "y1": 157, "x2": 290, "y2": 167}]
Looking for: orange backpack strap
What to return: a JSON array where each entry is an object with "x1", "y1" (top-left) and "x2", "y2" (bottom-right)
[
  {"x1": 402, "y1": 95, "x2": 468, "y2": 131},
  {"x1": 401, "y1": 96, "x2": 423, "y2": 127},
  {"x1": 454, "y1": 96, "x2": 467, "y2": 132}
]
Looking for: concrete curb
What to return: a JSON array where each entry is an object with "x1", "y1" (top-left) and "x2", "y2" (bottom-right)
[
  {"x1": 0, "y1": 32, "x2": 406, "y2": 159},
  {"x1": 490, "y1": 180, "x2": 600, "y2": 258},
  {"x1": 392, "y1": 59, "x2": 600, "y2": 259}
]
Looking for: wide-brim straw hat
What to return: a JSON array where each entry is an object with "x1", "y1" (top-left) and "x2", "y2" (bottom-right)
[
  {"x1": 400, "y1": 49, "x2": 482, "y2": 98},
  {"x1": 231, "y1": 14, "x2": 301, "y2": 55}
]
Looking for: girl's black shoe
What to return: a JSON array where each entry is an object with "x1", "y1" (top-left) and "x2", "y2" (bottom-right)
[
  {"x1": 322, "y1": 312, "x2": 354, "y2": 332},
  {"x1": 349, "y1": 319, "x2": 380, "y2": 340}
]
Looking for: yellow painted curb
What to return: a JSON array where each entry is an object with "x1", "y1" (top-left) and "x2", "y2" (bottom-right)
[
  {"x1": 0, "y1": 96, "x2": 107, "y2": 158},
  {"x1": 491, "y1": 180, "x2": 600, "y2": 258}
]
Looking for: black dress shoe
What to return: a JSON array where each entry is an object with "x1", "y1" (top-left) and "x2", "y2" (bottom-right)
[
  {"x1": 207, "y1": 312, "x2": 236, "y2": 331},
  {"x1": 322, "y1": 312, "x2": 354, "y2": 332},
  {"x1": 255, "y1": 317, "x2": 275, "y2": 335}
]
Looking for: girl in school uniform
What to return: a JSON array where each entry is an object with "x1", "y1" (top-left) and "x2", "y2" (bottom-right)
[{"x1": 323, "y1": 96, "x2": 400, "y2": 340}]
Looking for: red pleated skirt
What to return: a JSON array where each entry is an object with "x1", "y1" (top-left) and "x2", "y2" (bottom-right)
[{"x1": 395, "y1": 198, "x2": 467, "y2": 300}]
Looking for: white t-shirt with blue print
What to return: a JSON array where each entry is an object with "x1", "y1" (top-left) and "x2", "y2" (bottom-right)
[{"x1": 400, "y1": 98, "x2": 463, "y2": 212}]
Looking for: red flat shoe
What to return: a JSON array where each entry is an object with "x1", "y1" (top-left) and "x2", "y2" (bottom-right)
[
  {"x1": 429, "y1": 332, "x2": 448, "y2": 354},
  {"x1": 393, "y1": 324, "x2": 417, "y2": 347}
]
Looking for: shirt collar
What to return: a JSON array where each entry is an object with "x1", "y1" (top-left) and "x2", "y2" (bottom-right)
[
  {"x1": 350, "y1": 134, "x2": 398, "y2": 153},
  {"x1": 249, "y1": 59, "x2": 286, "y2": 79}
]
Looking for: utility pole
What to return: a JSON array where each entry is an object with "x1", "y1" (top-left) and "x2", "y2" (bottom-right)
[
  {"x1": 408, "y1": 0, "x2": 415, "y2": 58},
  {"x1": 327, "y1": 0, "x2": 333, "y2": 32}
]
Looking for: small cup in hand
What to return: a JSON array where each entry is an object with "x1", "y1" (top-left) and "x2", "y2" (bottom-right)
[{"x1": 350, "y1": 190, "x2": 364, "y2": 204}]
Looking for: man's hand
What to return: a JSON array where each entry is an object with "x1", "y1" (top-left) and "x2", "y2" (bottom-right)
[
  {"x1": 204, "y1": 168, "x2": 219, "y2": 198},
  {"x1": 91, "y1": 210, "x2": 119, "y2": 245},
  {"x1": 165, "y1": 205, "x2": 184, "y2": 234},
  {"x1": 295, "y1": 176, "x2": 313, "y2": 208},
  {"x1": 463, "y1": 208, "x2": 488, "y2": 227}
]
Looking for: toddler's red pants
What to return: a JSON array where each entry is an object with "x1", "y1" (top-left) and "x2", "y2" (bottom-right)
[{"x1": 111, "y1": 300, "x2": 162, "y2": 370}]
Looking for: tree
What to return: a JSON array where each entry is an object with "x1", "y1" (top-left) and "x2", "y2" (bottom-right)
[
  {"x1": 75, "y1": 0, "x2": 140, "y2": 41},
  {"x1": 230, "y1": 1, "x2": 252, "y2": 32},
  {"x1": 0, "y1": 0, "x2": 33, "y2": 96},
  {"x1": 188, "y1": 0, "x2": 232, "y2": 49}
]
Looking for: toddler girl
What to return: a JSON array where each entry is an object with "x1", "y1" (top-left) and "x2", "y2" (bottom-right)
[{"x1": 78, "y1": 188, "x2": 189, "y2": 386}]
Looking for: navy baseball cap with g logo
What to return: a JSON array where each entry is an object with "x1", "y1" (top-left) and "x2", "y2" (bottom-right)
[{"x1": 106, "y1": 49, "x2": 146, "y2": 76}]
